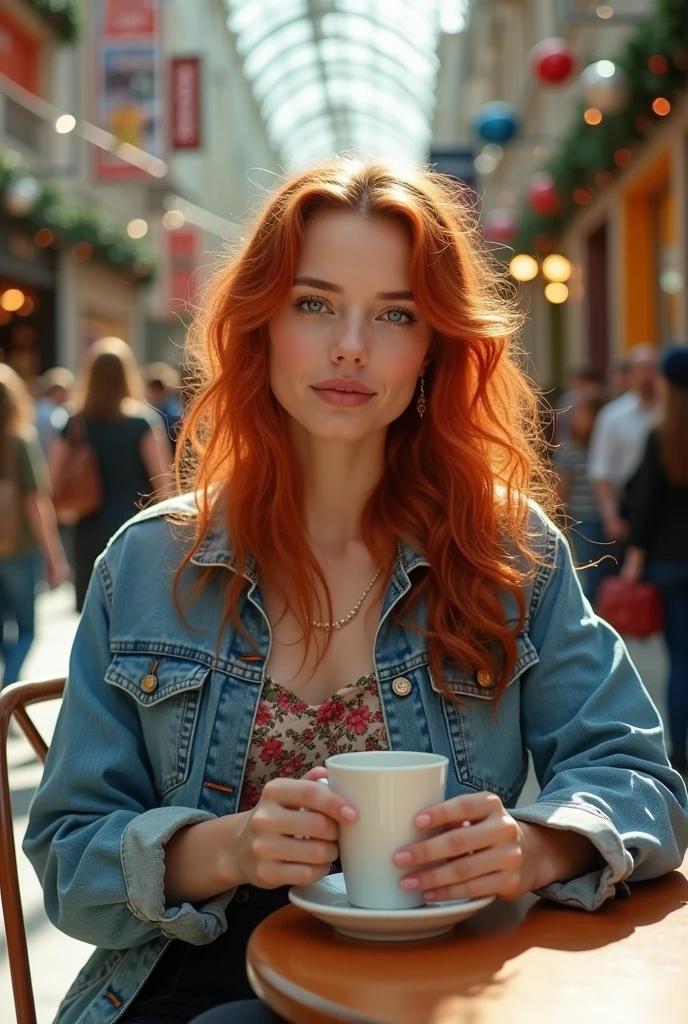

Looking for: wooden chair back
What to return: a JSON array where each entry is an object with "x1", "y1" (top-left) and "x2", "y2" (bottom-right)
[{"x1": 0, "y1": 678, "x2": 66, "y2": 1024}]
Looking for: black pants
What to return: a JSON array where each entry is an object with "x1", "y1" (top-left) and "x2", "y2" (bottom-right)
[
  {"x1": 121, "y1": 886, "x2": 289, "y2": 1024},
  {"x1": 126, "y1": 1003, "x2": 283, "y2": 1023}
]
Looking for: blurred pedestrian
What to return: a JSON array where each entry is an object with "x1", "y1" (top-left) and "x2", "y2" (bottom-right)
[
  {"x1": 50, "y1": 338, "x2": 174, "y2": 611},
  {"x1": 622, "y1": 346, "x2": 688, "y2": 773},
  {"x1": 556, "y1": 365, "x2": 605, "y2": 444},
  {"x1": 609, "y1": 357, "x2": 631, "y2": 399},
  {"x1": 588, "y1": 343, "x2": 659, "y2": 546},
  {"x1": 0, "y1": 364, "x2": 68, "y2": 688},
  {"x1": 35, "y1": 366, "x2": 74, "y2": 458},
  {"x1": 554, "y1": 389, "x2": 608, "y2": 604},
  {"x1": 145, "y1": 361, "x2": 183, "y2": 448}
]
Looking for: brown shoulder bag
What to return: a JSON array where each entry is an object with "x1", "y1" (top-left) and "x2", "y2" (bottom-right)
[{"x1": 52, "y1": 415, "x2": 103, "y2": 524}]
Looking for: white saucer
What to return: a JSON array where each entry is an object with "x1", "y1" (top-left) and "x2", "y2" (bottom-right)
[{"x1": 288, "y1": 873, "x2": 495, "y2": 942}]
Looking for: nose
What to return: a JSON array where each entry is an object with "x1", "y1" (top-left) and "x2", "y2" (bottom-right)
[{"x1": 331, "y1": 314, "x2": 367, "y2": 365}]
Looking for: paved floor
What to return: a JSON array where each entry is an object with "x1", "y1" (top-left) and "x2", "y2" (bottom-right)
[{"x1": 0, "y1": 584, "x2": 671, "y2": 1024}]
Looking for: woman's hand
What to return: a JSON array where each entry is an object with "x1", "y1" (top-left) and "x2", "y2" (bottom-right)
[
  {"x1": 620, "y1": 545, "x2": 645, "y2": 584},
  {"x1": 393, "y1": 792, "x2": 598, "y2": 902},
  {"x1": 233, "y1": 766, "x2": 358, "y2": 890}
]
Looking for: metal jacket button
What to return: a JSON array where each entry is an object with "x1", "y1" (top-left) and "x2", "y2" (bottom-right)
[
  {"x1": 477, "y1": 669, "x2": 493, "y2": 688},
  {"x1": 392, "y1": 677, "x2": 412, "y2": 697},
  {"x1": 141, "y1": 661, "x2": 159, "y2": 693}
]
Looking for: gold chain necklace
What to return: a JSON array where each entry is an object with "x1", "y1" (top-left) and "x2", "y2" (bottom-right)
[{"x1": 307, "y1": 565, "x2": 384, "y2": 631}]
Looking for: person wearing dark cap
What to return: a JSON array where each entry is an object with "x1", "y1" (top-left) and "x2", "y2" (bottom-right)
[{"x1": 622, "y1": 346, "x2": 688, "y2": 774}]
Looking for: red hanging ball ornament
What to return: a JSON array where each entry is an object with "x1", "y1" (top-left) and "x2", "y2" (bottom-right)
[
  {"x1": 527, "y1": 172, "x2": 561, "y2": 216},
  {"x1": 530, "y1": 38, "x2": 577, "y2": 86}
]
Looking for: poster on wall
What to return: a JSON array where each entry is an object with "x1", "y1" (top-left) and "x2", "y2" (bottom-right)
[{"x1": 93, "y1": 0, "x2": 165, "y2": 181}]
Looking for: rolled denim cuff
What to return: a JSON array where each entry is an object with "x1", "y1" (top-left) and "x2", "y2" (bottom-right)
[
  {"x1": 121, "y1": 807, "x2": 236, "y2": 945},
  {"x1": 511, "y1": 800, "x2": 634, "y2": 911}
]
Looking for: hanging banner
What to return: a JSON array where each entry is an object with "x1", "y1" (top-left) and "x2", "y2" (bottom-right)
[
  {"x1": 171, "y1": 56, "x2": 202, "y2": 150},
  {"x1": 93, "y1": 0, "x2": 165, "y2": 181}
]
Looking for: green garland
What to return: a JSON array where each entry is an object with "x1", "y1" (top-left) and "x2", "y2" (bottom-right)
[
  {"x1": 513, "y1": 0, "x2": 688, "y2": 253},
  {"x1": 0, "y1": 155, "x2": 156, "y2": 282},
  {"x1": 23, "y1": 0, "x2": 82, "y2": 43}
]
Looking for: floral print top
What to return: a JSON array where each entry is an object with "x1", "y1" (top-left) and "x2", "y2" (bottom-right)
[{"x1": 237, "y1": 671, "x2": 390, "y2": 812}]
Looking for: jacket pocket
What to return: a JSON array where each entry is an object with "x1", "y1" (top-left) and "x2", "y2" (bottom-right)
[
  {"x1": 427, "y1": 633, "x2": 538, "y2": 802},
  {"x1": 105, "y1": 654, "x2": 210, "y2": 797},
  {"x1": 428, "y1": 632, "x2": 539, "y2": 701}
]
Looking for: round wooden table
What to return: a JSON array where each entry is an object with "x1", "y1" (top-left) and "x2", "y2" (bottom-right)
[{"x1": 247, "y1": 856, "x2": 688, "y2": 1024}]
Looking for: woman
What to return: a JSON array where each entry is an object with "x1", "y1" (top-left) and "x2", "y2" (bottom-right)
[
  {"x1": 23, "y1": 160, "x2": 688, "y2": 1024},
  {"x1": 0, "y1": 364, "x2": 67, "y2": 688},
  {"x1": 554, "y1": 389, "x2": 608, "y2": 604},
  {"x1": 622, "y1": 346, "x2": 688, "y2": 773},
  {"x1": 50, "y1": 337, "x2": 173, "y2": 611}
]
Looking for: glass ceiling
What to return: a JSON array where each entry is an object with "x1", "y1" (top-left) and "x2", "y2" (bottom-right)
[{"x1": 224, "y1": 0, "x2": 469, "y2": 169}]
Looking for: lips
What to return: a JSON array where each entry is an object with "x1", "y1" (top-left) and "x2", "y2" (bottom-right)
[{"x1": 312, "y1": 379, "x2": 376, "y2": 395}]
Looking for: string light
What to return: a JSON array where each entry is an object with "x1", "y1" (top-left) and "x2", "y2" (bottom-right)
[
  {"x1": 584, "y1": 107, "x2": 603, "y2": 125},
  {"x1": 542, "y1": 255, "x2": 572, "y2": 283},
  {"x1": 1, "y1": 288, "x2": 25, "y2": 312},
  {"x1": 509, "y1": 254, "x2": 539, "y2": 282},
  {"x1": 648, "y1": 55, "x2": 668, "y2": 75},
  {"x1": 55, "y1": 114, "x2": 76, "y2": 134},
  {"x1": 545, "y1": 282, "x2": 569, "y2": 304},
  {"x1": 652, "y1": 97, "x2": 671, "y2": 116},
  {"x1": 127, "y1": 218, "x2": 148, "y2": 239},
  {"x1": 72, "y1": 242, "x2": 92, "y2": 262}
]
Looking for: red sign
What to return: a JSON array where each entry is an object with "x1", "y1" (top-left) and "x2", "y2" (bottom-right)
[
  {"x1": 0, "y1": 10, "x2": 41, "y2": 93},
  {"x1": 103, "y1": 0, "x2": 159, "y2": 37},
  {"x1": 168, "y1": 229, "x2": 202, "y2": 313},
  {"x1": 171, "y1": 57, "x2": 201, "y2": 150}
]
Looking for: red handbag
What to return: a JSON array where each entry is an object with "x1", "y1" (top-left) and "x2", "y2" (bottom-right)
[{"x1": 596, "y1": 577, "x2": 663, "y2": 638}]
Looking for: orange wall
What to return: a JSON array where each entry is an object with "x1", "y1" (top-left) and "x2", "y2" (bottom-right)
[{"x1": 622, "y1": 152, "x2": 670, "y2": 349}]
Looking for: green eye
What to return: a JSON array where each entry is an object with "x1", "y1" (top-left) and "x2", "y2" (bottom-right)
[
  {"x1": 296, "y1": 296, "x2": 328, "y2": 315},
  {"x1": 380, "y1": 306, "x2": 416, "y2": 326}
]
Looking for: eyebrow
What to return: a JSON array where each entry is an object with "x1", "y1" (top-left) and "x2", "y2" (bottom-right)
[{"x1": 293, "y1": 276, "x2": 414, "y2": 301}]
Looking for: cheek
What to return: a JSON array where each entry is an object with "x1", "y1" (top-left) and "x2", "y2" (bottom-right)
[{"x1": 268, "y1": 317, "x2": 311, "y2": 378}]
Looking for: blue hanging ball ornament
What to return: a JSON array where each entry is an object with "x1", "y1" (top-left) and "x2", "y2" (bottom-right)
[{"x1": 474, "y1": 102, "x2": 519, "y2": 144}]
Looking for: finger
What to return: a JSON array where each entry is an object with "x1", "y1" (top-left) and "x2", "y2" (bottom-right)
[
  {"x1": 302, "y1": 766, "x2": 328, "y2": 782},
  {"x1": 422, "y1": 870, "x2": 517, "y2": 903},
  {"x1": 414, "y1": 792, "x2": 502, "y2": 831},
  {"x1": 253, "y1": 805, "x2": 339, "y2": 842},
  {"x1": 254, "y1": 860, "x2": 332, "y2": 890},
  {"x1": 251, "y1": 834, "x2": 339, "y2": 867},
  {"x1": 263, "y1": 777, "x2": 358, "y2": 823},
  {"x1": 394, "y1": 818, "x2": 497, "y2": 869},
  {"x1": 399, "y1": 845, "x2": 514, "y2": 895}
]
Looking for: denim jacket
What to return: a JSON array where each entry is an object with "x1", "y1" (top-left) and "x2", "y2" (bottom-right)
[{"x1": 23, "y1": 495, "x2": 688, "y2": 1024}]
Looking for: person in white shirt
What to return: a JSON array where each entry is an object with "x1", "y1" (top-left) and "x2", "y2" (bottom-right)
[{"x1": 588, "y1": 344, "x2": 659, "y2": 543}]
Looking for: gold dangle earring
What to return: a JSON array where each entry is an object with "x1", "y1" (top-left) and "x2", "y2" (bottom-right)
[{"x1": 416, "y1": 376, "x2": 427, "y2": 419}]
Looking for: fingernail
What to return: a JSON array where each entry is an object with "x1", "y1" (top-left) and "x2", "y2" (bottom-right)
[
  {"x1": 394, "y1": 851, "x2": 412, "y2": 866},
  {"x1": 400, "y1": 877, "x2": 420, "y2": 891},
  {"x1": 416, "y1": 813, "x2": 431, "y2": 827},
  {"x1": 341, "y1": 806, "x2": 357, "y2": 822},
  {"x1": 424, "y1": 890, "x2": 436, "y2": 901}
]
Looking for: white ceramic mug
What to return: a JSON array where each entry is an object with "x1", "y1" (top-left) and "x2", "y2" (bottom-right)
[{"x1": 324, "y1": 750, "x2": 448, "y2": 910}]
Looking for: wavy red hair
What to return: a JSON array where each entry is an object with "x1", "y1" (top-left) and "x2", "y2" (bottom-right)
[{"x1": 175, "y1": 156, "x2": 556, "y2": 702}]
